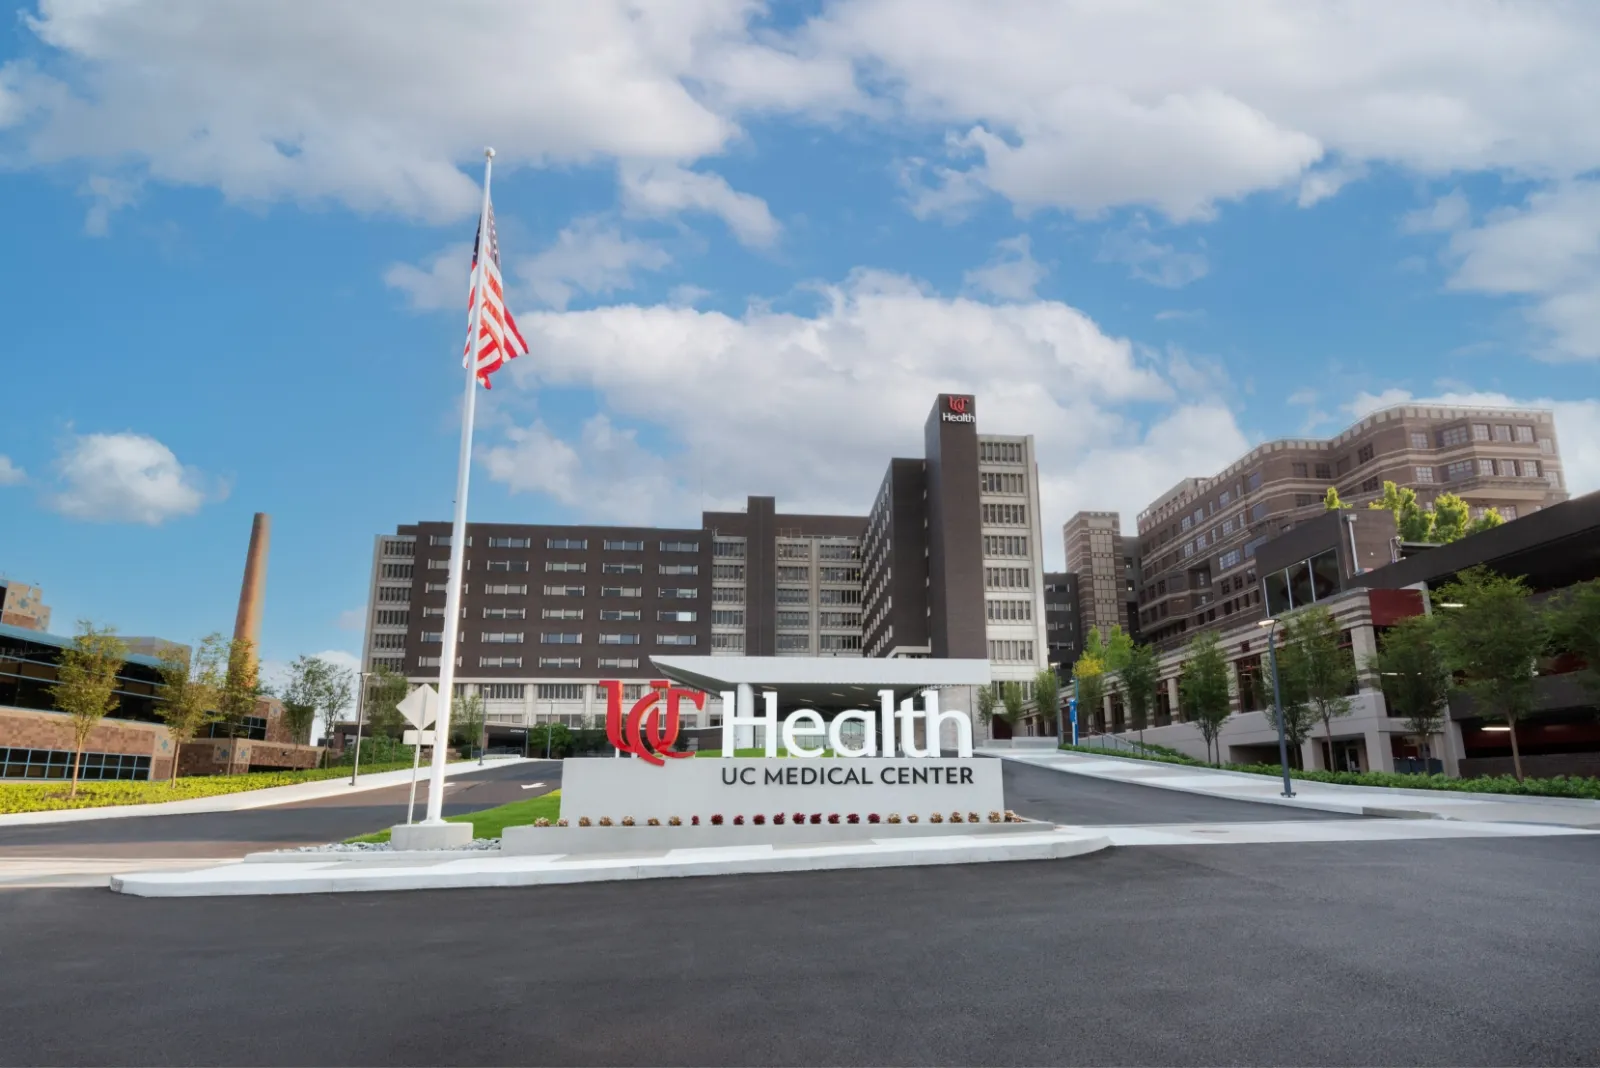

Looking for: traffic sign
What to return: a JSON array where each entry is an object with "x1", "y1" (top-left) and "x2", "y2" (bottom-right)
[{"x1": 397, "y1": 685, "x2": 438, "y2": 728}]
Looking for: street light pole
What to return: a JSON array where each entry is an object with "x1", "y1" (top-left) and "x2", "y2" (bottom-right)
[
  {"x1": 349, "y1": 670, "x2": 368, "y2": 786},
  {"x1": 1259, "y1": 618, "x2": 1295, "y2": 798}
]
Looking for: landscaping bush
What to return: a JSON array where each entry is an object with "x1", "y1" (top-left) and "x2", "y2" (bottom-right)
[
  {"x1": 0, "y1": 761, "x2": 419, "y2": 814},
  {"x1": 1056, "y1": 742, "x2": 1600, "y2": 799}
]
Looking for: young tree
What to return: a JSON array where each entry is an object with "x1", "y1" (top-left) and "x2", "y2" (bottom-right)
[
  {"x1": 1432, "y1": 566, "x2": 1548, "y2": 780},
  {"x1": 975, "y1": 684, "x2": 997, "y2": 728},
  {"x1": 1463, "y1": 508, "x2": 1505, "y2": 538},
  {"x1": 1370, "y1": 481, "x2": 1435, "y2": 542},
  {"x1": 998, "y1": 681, "x2": 1026, "y2": 730},
  {"x1": 1370, "y1": 614, "x2": 1451, "y2": 773},
  {"x1": 49, "y1": 622, "x2": 129, "y2": 797},
  {"x1": 1267, "y1": 639, "x2": 1321, "y2": 761},
  {"x1": 1430, "y1": 492, "x2": 1471, "y2": 543},
  {"x1": 1323, "y1": 487, "x2": 1351, "y2": 510},
  {"x1": 363, "y1": 667, "x2": 409, "y2": 738},
  {"x1": 316, "y1": 663, "x2": 353, "y2": 757},
  {"x1": 217, "y1": 636, "x2": 260, "y2": 738},
  {"x1": 1550, "y1": 578, "x2": 1600, "y2": 699},
  {"x1": 280, "y1": 654, "x2": 327, "y2": 745},
  {"x1": 1032, "y1": 668, "x2": 1061, "y2": 734},
  {"x1": 154, "y1": 635, "x2": 227, "y2": 786},
  {"x1": 1279, "y1": 606, "x2": 1357, "y2": 770},
  {"x1": 452, "y1": 690, "x2": 486, "y2": 754},
  {"x1": 1119, "y1": 643, "x2": 1161, "y2": 748},
  {"x1": 1178, "y1": 632, "x2": 1231, "y2": 764},
  {"x1": 1073, "y1": 652, "x2": 1106, "y2": 735}
]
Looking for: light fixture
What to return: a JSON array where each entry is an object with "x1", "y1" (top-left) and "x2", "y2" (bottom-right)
[
  {"x1": 1438, "y1": 601, "x2": 1465, "y2": 609},
  {"x1": 1480, "y1": 725, "x2": 1511, "y2": 732},
  {"x1": 1257, "y1": 618, "x2": 1278, "y2": 629}
]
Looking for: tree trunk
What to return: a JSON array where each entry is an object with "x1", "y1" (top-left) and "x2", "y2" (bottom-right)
[
  {"x1": 70, "y1": 741, "x2": 85, "y2": 798},
  {"x1": 1506, "y1": 715, "x2": 1524, "y2": 781},
  {"x1": 1322, "y1": 719, "x2": 1335, "y2": 771},
  {"x1": 170, "y1": 739, "x2": 182, "y2": 787}
]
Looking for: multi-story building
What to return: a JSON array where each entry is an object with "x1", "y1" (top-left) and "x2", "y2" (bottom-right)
[
  {"x1": 0, "y1": 578, "x2": 50, "y2": 632},
  {"x1": 1062, "y1": 511, "x2": 1133, "y2": 643},
  {"x1": 367, "y1": 394, "x2": 1050, "y2": 742},
  {"x1": 1042, "y1": 573, "x2": 1083, "y2": 677},
  {"x1": 1134, "y1": 403, "x2": 1568, "y2": 649}
]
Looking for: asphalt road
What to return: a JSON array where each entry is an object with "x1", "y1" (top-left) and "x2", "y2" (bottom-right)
[
  {"x1": 0, "y1": 759, "x2": 563, "y2": 858},
  {"x1": 1000, "y1": 759, "x2": 1348, "y2": 825},
  {"x1": 1, "y1": 833, "x2": 1595, "y2": 1066}
]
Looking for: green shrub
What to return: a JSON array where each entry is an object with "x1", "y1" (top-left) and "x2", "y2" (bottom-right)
[
  {"x1": 0, "y1": 760, "x2": 421, "y2": 814},
  {"x1": 1057, "y1": 743, "x2": 1600, "y2": 800}
]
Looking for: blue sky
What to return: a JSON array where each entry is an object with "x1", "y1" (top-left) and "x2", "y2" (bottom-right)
[{"x1": 2, "y1": 1, "x2": 1598, "y2": 678}]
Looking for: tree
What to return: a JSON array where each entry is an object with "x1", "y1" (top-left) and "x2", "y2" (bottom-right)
[
  {"x1": 1104, "y1": 625, "x2": 1134, "y2": 671},
  {"x1": 1178, "y1": 632, "x2": 1231, "y2": 764},
  {"x1": 1430, "y1": 492, "x2": 1471, "y2": 544},
  {"x1": 1073, "y1": 652, "x2": 1106, "y2": 735},
  {"x1": 217, "y1": 636, "x2": 260, "y2": 738},
  {"x1": 1119, "y1": 643, "x2": 1160, "y2": 748},
  {"x1": 315, "y1": 663, "x2": 353, "y2": 757},
  {"x1": 280, "y1": 654, "x2": 326, "y2": 745},
  {"x1": 1370, "y1": 614, "x2": 1451, "y2": 773},
  {"x1": 1463, "y1": 507, "x2": 1505, "y2": 537},
  {"x1": 1432, "y1": 566, "x2": 1548, "y2": 781},
  {"x1": 1279, "y1": 606, "x2": 1357, "y2": 771},
  {"x1": 1370, "y1": 481, "x2": 1435, "y2": 542},
  {"x1": 1323, "y1": 487, "x2": 1351, "y2": 510},
  {"x1": 1266, "y1": 639, "x2": 1321, "y2": 759},
  {"x1": 975, "y1": 684, "x2": 997, "y2": 728},
  {"x1": 49, "y1": 622, "x2": 129, "y2": 798},
  {"x1": 1550, "y1": 579, "x2": 1600, "y2": 700},
  {"x1": 451, "y1": 690, "x2": 485, "y2": 753},
  {"x1": 1032, "y1": 668, "x2": 1061, "y2": 734},
  {"x1": 154, "y1": 635, "x2": 226, "y2": 786},
  {"x1": 363, "y1": 667, "x2": 409, "y2": 738},
  {"x1": 527, "y1": 722, "x2": 573, "y2": 759},
  {"x1": 999, "y1": 681, "x2": 1026, "y2": 730}
]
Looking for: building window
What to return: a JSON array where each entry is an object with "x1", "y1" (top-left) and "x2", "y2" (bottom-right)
[
  {"x1": 777, "y1": 543, "x2": 810, "y2": 560},
  {"x1": 602, "y1": 562, "x2": 642, "y2": 574},
  {"x1": 1357, "y1": 443, "x2": 1374, "y2": 465},
  {"x1": 1415, "y1": 466, "x2": 1435, "y2": 483},
  {"x1": 1469, "y1": 423, "x2": 1489, "y2": 441},
  {"x1": 819, "y1": 588, "x2": 861, "y2": 605},
  {"x1": 1294, "y1": 494, "x2": 1318, "y2": 507},
  {"x1": 1502, "y1": 505, "x2": 1518, "y2": 520},
  {"x1": 776, "y1": 634, "x2": 810, "y2": 652},
  {"x1": 981, "y1": 503, "x2": 1027, "y2": 525},
  {"x1": 477, "y1": 656, "x2": 523, "y2": 669},
  {"x1": 713, "y1": 610, "x2": 745, "y2": 626},
  {"x1": 658, "y1": 610, "x2": 697, "y2": 622},
  {"x1": 597, "y1": 633, "x2": 640, "y2": 645},
  {"x1": 1410, "y1": 431, "x2": 1429, "y2": 450},
  {"x1": 1218, "y1": 549, "x2": 1242, "y2": 570},
  {"x1": 1539, "y1": 437, "x2": 1554, "y2": 454},
  {"x1": 985, "y1": 599, "x2": 1032, "y2": 622},
  {"x1": 547, "y1": 538, "x2": 588, "y2": 550},
  {"x1": 659, "y1": 587, "x2": 698, "y2": 600},
  {"x1": 381, "y1": 563, "x2": 413, "y2": 580},
  {"x1": 599, "y1": 586, "x2": 641, "y2": 597},
  {"x1": 486, "y1": 537, "x2": 531, "y2": 549},
  {"x1": 984, "y1": 567, "x2": 1031, "y2": 589},
  {"x1": 540, "y1": 633, "x2": 582, "y2": 644},
  {"x1": 982, "y1": 535, "x2": 1028, "y2": 558},
  {"x1": 714, "y1": 539, "x2": 746, "y2": 558},
  {"x1": 1478, "y1": 458, "x2": 1495, "y2": 476},
  {"x1": 818, "y1": 544, "x2": 858, "y2": 561},
  {"x1": 377, "y1": 587, "x2": 411, "y2": 603},
  {"x1": 777, "y1": 566, "x2": 810, "y2": 582},
  {"x1": 1493, "y1": 424, "x2": 1512, "y2": 442},
  {"x1": 603, "y1": 539, "x2": 644, "y2": 552},
  {"x1": 484, "y1": 584, "x2": 529, "y2": 595},
  {"x1": 381, "y1": 538, "x2": 414, "y2": 557},
  {"x1": 420, "y1": 631, "x2": 443, "y2": 643},
  {"x1": 1292, "y1": 462, "x2": 1308, "y2": 478},
  {"x1": 660, "y1": 541, "x2": 700, "y2": 553},
  {"x1": 596, "y1": 657, "x2": 639, "y2": 670},
  {"x1": 543, "y1": 585, "x2": 585, "y2": 596},
  {"x1": 1445, "y1": 460, "x2": 1473, "y2": 481},
  {"x1": 537, "y1": 657, "x2": 581, "y2": 670},
  {"x1": 372, "y1": 632, "x2": 406, "y2": 649},
  {"x1": 777, "y1": 611, "x2": 810, "y2": 628},
  {"x1": 1438, "y1": 425, "x2": 1470, "y2": 447},
  {"x1": 541, "y1": 608, "x2": 582, "y2": 621},
  {"x1": 987, "y1": 639, "x2": 1034, "y2": 662},
  {"x1": 375, "y1": 609, "x2": 409, "y2": 626},
  {"x1": 979, "y1": 472, "x2": 1026, "y2": 494},
  {"x1": 820, "y1": 634, "x2": 862, "y2": 651},
  {"x1": 980, "y1": 441, "x2": 1025, "y2": 464},
  {"x1": 426, "y1": 558, "x2": 451, "y2": 570},
  {"x1": 820, "y1": 611, "x2": 861, "y2": 628},
  {"x1": 482, "y1": 684, "x2": 526, "y2": 699},
  {"x1": 657, "y1": 634, "x2": 698, "y2": 646},
  {"x1": 713, "y1": 564, "x2": 745, "y2": 580},
  {"x1": 483, "y1": 607, "x2": 527, "y2": 620},
  {"x1": 482, "y1": 632, "x2": 525, "y2": 644},
  {"x1": 487, "y1": 560, "x2": 531, "y2": 572},
  {"x1": 544, "y1": 561, "x2": 585, "y2": 573},
  {"x1": 599, "y1": 609, "x2": 641, "y2": 621},
  {"x1": 1246, "y1": 471, "x2": 1262, "y2": 492},
  {"x1": 713, "y1": 587, "x2": 744, "y2": 604},
  {"x1": 537, "y1": 684, "x2": 583, "y2": 700},
  {"x1": 1250, "y1": 502, "x2": 1268, "y2": 521},
  {"x1": 819, "y1": 567, "x2": 861, "y2": 582},
  {"x1": 712, "y1": 634, "x2": 744, "y2": 651},
  {"x1": 777, "y1": 587, "x2": 809, "y2": 605},
  {"x1": 659, "y1": 564, "x2": 700, "y2": 576},
  {"x1": 1361, "y1": 476, "x2": 1381, "y2": 493},
  {"x1": 1522, "y1": 460, "x2": 1540, "y2": 478}
]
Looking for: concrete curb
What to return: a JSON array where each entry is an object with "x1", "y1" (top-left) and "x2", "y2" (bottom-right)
[
  {"x1": 109, "y1": 829, "x2": 1112, "y2": 897},
  {"x1": 0, "y1": 757, "x2": 533, "y2": 827}
]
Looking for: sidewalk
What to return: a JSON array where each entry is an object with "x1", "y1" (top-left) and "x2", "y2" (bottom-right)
[
  {"x1": 982, "y1": 748, "x2": 1600, "y2": 829},
  {"x1": 0, "y1": 757, "x2": 529, "y2": 828}
]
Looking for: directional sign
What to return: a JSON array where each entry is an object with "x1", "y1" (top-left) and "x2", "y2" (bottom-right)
[
  {"x1": 402, "y1": 729, "x2": 437, "y2": 746},
  {"x1": 397, "y1": 685, "x2": 438, "y2": 729}
]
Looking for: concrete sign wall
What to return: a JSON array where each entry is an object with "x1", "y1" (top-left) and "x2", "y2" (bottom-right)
[{"x1": 559, "y1": 757, "x2": 1004, "y2": 824}]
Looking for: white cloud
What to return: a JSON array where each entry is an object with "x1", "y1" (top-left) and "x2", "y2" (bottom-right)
[
  {"x1": 79, "y1": 173, "x2": 137, "y2": 235},
  {"x1": 335, "y1": 608, "x2": 366, "y2": 632},
  {"x1": 1099, "y1": 219, "x2": 1209, "y2": 288},
  {"x1": 1437, "y1": 181, "x2": 1600, "y2": 359},
  {"x1": 0, "y1": 456, "x2": 25, "y2": 486},
  {"x1": 260, "y1": 649, "x2": 361, "y2": 700},
  {"x1": 383, "y1": 241, "x2": 472, "y2": 312},
  {"x1": 518, "y1": 217, "x2": 672, "y2": 310},
  {"x1": 1348, "y1": 387, "x2": 1599, "y2": 496},
  {"x1": 48, "y1": 432, "x2": 209, "y2": 524},
  {"x1": 483, "y1": 269, "x2": 1248, "y2": 567},
  {"x1": 618, "y1": 162, "x2": 779, "y2": 247},
  {"x1": 1402, "y1": 190, "x2": 1471, "y2": 234},
  {"x1": 963, "y1": 235, "x2": 1048, "y2": 300},
  {"x1": 799, "y1": 1, "x2": 1600, "y2": 220}
]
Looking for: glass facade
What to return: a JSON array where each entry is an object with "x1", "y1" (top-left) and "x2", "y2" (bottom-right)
[
  {"x1": 0, "y1": 627, "x2": 166, "y2": 724},
  {"x1": 2, "y1": 747, "x2": 151, "y2": 780}
]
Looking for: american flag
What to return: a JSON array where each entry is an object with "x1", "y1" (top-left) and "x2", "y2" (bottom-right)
[{"x1": 463, "y1": 201, "x2": 529, "y2": 389}]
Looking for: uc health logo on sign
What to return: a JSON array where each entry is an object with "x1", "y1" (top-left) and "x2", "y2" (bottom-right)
[{"x1": 598, "y1": 680, "x2": 704, "y2": 766}]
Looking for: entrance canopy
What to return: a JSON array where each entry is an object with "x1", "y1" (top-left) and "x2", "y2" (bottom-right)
[{"x1": 648, "y1": 655, "x2": 991, "y2": 715}]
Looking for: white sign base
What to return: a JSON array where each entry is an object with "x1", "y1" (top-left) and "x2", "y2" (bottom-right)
[{"x1": 558, "y1": 757, "x2": 1003, "y2": 825}]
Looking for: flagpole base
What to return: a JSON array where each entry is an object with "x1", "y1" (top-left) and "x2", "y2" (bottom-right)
[{"x1": 390, "y1": 822, "x2": 473, "y2": 851}]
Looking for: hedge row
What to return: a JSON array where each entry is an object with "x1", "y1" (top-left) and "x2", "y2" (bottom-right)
[
  {"x1": 0, "y1": 761, "x2": 422, "y2": 814},
  {"x1": 1058, "y1": 743, "x2": 1600, "y2": 800}
]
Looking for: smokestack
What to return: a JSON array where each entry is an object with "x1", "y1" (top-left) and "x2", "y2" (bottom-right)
[{"x1": 233, "y1": 512, "x2": 271, "y2": 678}]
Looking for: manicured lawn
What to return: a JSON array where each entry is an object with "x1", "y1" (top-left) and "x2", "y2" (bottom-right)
[
  {"x1": 346, "y1": 790, "x2": 562, "y2": 843},
  {"x1": 0, "y1": 761, "x2": 421, "y2": 814}
]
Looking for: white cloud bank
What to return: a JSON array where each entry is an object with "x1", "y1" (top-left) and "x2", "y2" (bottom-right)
[
  {"x1": 479, "y1": 271, "x2": 1251, "y2": 567},
  {"x1": 48, "y1": 432, "x2": 212, "y2": 525},
  {"x1": 0, "y1": 456, "x2": 25, "y2": 486}
]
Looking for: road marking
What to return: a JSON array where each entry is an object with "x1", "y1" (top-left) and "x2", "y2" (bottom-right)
[{"x1": 519, "y1": 782, "x2": 548, "y2": 791}]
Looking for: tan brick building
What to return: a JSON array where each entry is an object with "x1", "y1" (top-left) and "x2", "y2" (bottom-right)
[{"x1": 1061, "y1": 511, "x2": 1133, "y2": 643}]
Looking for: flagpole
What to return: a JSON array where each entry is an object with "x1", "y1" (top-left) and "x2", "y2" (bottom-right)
[{"x1": 423, "y1": 146, "x2": 494, "y2": 825}]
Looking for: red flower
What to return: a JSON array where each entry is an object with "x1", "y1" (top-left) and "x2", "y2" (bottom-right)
[
  {"x1": 733, "y1": 815, "x2": 745, "y2": 825},
  {"x1": 868, "y1": 813, "x2": 881, "y2": 824},
  {"x1": 753, "y1": 814, "x2": 767, "y2": 825},
  {"x1": 711, "y1": 814, "x2": 723, "y2": 826},
  {"x1": 692, "y1": 815, "x2": 701, "y2": 826},
  {"x1": 827, "y1": 813, "x2": 841, "y2": 824},
  {"x1": 847, "y1": 813, "x2": 860, "y2": 824},
  {"x1": 774, "y1": 812, "x2": 786, "y2": 825},
  {"x1": 809, "y1": 813, "x2": 822, "y2": 824},
  {"x1": 792, "y1": 812, "x2": 805, "y2": 825}
]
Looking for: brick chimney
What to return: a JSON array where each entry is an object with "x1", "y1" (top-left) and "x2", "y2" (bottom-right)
[{"x1": 233, "y1": 513, "x2": 271, "y2": 679}]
